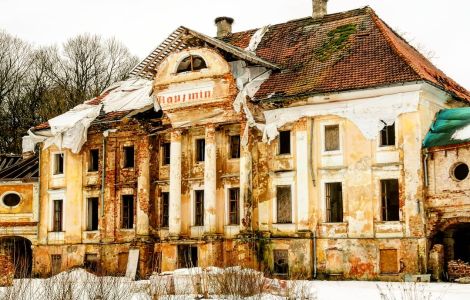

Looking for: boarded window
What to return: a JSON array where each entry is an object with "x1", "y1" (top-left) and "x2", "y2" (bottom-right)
[
  {"x1": 122, "y1": 195, "x2": 134, "y2": 229},
  {"x1": 228, "y1": 188, "x2": 240, "y2": 225},
  {"x1": 278, "y1": 131, "x2": 291, "y2": 155},
  {"x1": 380, "y1": 123, "x2": 395, "y2": 147},
  {"x1": 381, "y1": 179, "x2": 399, "y2": 221},
  {"x1": 162, "y1": 143, "x2": 171, "y2": 165},
  {"x1": 87, "y1": 197, "x2": 99, "y2": 231},
  {"x1": 53, "y1": 199, "x2": 63, "y2": 232},
  {"x1": 273, "y1": 249, "x2": 289, "y2": 275},
  {"x1": 230, "y1": 135, "x2": 240, "y2": 159},
  {"x1": 324, "y1": 125, "x2": 340, "y2": 151},
  {"x1": 196, "y1": 139, "x2": 205, "y2": 162},
  {"x1": 53, "y1": 153, "x2": 64, "y2": 175},
  {"x1": 276, "y1": 186, "x2": 292, "y2": 224},
  {"x1": 51, "y1": 254, "x2": 62, "y2": 275},
  {"x1": 176, "y1": 55, "x2": 207, "y2": 73},
  {"x1": 84, "y1": 253, "x2": 99, "y2": 273},
  {"x1": 326, "y1": 182, "x2": 343, "y2": 223},
  {"x1": 178, "y1": 245, "x2": 198, "y2": 268},
  {"x1": 161, "y1": 192, "x2": 169, "y2": 228},
  {"x1": 380, "y1": 249, "x2": 398, "y2": 274},
  {"x1": 123, "y1": 146, "x2": 135, "y2": 168},
  {"x1": 194, "y1": 190, "x2": 204, "y2": 226},
  {"x1": 117, "y1": 252, "x2": 128, "y2": 275},
  {"x1": 89, "y1": 149, "x2": 99, "y2": 172}
]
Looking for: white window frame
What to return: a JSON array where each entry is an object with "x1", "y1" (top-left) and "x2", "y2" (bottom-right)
[
  {"x1": 321, "y1": 179, "x2": 345, "y2": 224},
  {"x1": 82, "y1": 190, "x2": 100, "y2": 232},
  {"x1": 277, "y1": 130, "x2": 292, "y2": 157},
  {"x1": 321, "y1": 122, "x2": 342, "y2": 155},
  {"x1": 224, "y1": 184, "x2": 243, "y2": 226},
  {"x1": 193, "y1": 135, "x2": 206, "y2": 164},
  {"x1": 47, "y1": 189, "x2": 66, "y2": 232},
  {"x1": 190, "y1": 184, "x2": 205, "y2": 227},
  {"x1": 377, "y1": 121, "x2": 398, "y2": 151},
  {"x1": 272, "y1": 172, "x2": 296, "y2": 226},
  {"x1": 50, "y1": 151, "x2": 65, "y2": 177}
]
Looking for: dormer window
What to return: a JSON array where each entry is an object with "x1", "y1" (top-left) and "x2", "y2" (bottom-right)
[{"x1": 177, "y1": 55, "x2": 207, "y2": 73}]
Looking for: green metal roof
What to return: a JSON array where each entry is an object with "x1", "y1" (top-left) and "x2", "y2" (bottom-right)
[{"x1": 423, "y1": 107, "x2": 470, "y2": 148}]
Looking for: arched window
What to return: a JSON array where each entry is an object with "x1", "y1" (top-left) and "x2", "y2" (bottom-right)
[
  {"x1": 2, "y1": 192, "x2": 21, "y2": 207},
  {"x1": 176, "y1": 55, "x2": 207, "y2": 73}
]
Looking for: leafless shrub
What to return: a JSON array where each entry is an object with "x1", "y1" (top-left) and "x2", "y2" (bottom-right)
[
  {"x1": 40, "y1": 269, "x2": 88, "y2": 300},
  {"x1": 377, "y1": 282, "x2": 447, "y2": 300},
  {"x1": 211, "y1": 267, "x2": 268, "y2": 299},
  {"x1": 81, "y1": 273, "x2": 135, "y2": 300}
]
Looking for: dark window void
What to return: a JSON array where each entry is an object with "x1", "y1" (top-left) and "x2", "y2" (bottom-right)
[
  {"x1": 54, "y1": 153, "x2": 64, "y2": 175},
  {"x1": 279, "y1": 131, "x2": 291, "y2": 155},
  {"x1": 326, "y1": 182, "x2": 343, "y2": 223},
  {"x1": 162, "y1": 143, "x2": 171, "y2": 165},
  {"x1": 454, "y1": 225, "x2": 470, "y2": 262},
  {"x1": 152, "y1": 252, "x2": 162, "y2": 274},
  {"x1": 122, "y1": 195, "x2": 134, "y2": 229},
  {"x1": 325, "y1": 125, "x2": 340, "y2": 151},
  {"x1": 51, "y1": 254, "x2": 62, "y2": 275},
  {"x1": 0, "y1": 237, "x2": 33, "y2": 278},
  {"x1": 53, "y1": 199, "x2": 63, "y2": 232},
  {"x1": 380, "y1": 123, "x2": 395, "y2": 147},
  {"x1": 87, "y1": 197, "x2": 99, "y2": 231},
  {"x1": 89, "y1": 149, "x2": 99, "y2": 172},
  {"x1": 178, "y1": 245, "x2": 198, "y2": 268},
  {"x1": 230, "y1": 135, "x2": 241, "y2": 159},
  {"x1": 453, "y1": 163, "x2": 469, "y2": 181},
  {"x1": 123, "y1": 146, "x2": 134, "y2": 168},
  {"x1": 381, "y1": 179, "x2": 399, "y2": 221},
  {"x1": 84, "y1": 253, "x2": 99, "y2": 273},
  {"x1": 161, "y1": 192, "x2": 169, "y2": 228},
  {"x1": 196, "y1": 139, "x2": 205, "y2": 162},
  {"x1": 3, "y1": 193, "x2": 20, "y2": 207},
  {"x1": 194, "y1": 190, "x2": 204, "y2": 226},
  {"x1": 276, "y1": 186, "x2": 292, "y2": 224},
  {"x1": 228, "y1": 188, "x2": 240, "y2": 225},
  {"x1": 176, "y1": 55, "x2": 207, "y2": 73},
  {"x1": 273, "y1": 249, "x2": 289, "y2": 275},
  {"x1": 380, "y1": 249, "x2": 398, "y2": 274}
]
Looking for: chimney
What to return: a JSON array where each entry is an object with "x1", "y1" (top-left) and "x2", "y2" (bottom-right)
[
  {"x1": 215, "y1": 17, "x2": 234, "y2": 38},
  {"x1": 312, "y1": 0, "x2": 328, "y2": 19}
]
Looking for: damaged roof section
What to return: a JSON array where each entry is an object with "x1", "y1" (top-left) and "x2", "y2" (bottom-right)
[
  {"x1": 0, "y1": 155, "x2": 38, "y2": 181},
  {"x1": 423, "y1": 108, "x2": 470, "y2": 148}
]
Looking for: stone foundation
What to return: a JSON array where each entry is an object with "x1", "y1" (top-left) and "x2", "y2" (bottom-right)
[{"x1": 448, "y1": 260, "x2": 470, "y2": 280}]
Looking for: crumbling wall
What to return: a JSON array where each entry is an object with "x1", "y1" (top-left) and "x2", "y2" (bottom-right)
[{"x1": 448, "y1": 260, "x2": 470, "y2": 280}]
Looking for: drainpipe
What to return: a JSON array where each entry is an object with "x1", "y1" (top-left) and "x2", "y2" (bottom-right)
[
  {"x1": 423, "y1": 150, "x2": 429, "y2": 187},
  {"x1": 101, "y1": 135, "x2": 107, "y2": 217},
  {"x1": 313, "y1": 229, "x2": 317, "y2": 278},
  {"x1": 309, "y1": 118, "x2": 316, "y2": 186}
]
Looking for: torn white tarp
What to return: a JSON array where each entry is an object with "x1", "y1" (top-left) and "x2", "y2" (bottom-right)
[
  {"x1": 22, "y1": 135, "x2": 35, "y2": 153},
  {"x1": 452, "y1": 124, "x2": 470, "y2": 141},
  {"x1": 245, "y1": 25, "x2": 270, "y2": 53},
  {"x1": 27, "y1": 77, "x2": 155, "y2": 154},
  {"x1": 262, "y1": 92, "x2": 421, "y2": 142}
]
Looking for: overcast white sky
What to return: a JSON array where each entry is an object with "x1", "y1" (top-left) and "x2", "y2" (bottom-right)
[{"x1": 1, "y1": 0, "x2": 469, "y2": 89}]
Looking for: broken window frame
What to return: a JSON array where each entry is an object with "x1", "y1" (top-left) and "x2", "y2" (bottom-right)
[
  {"x1": 276, "y1": 185, "x2": 292, "y2": 224},
  {"x1": 87, "y1": 197, "x2": 99, "y2": 231},
  {"x1": 88, "y1": 149, "x2": 100, "y2": 172},
  {"x1": 323, "y1": 124, "x2": 340, "y2": 152},
  {"x1": 379, "y1": 122, "x2": 396, "y2": 147},
  {"x1": 84, "y1": 253, "x2": 99, "y2": 273},
  {"x1": 195, "y1": 138, "x2": 205, "y2": 162},
  {"x1": 52, "y1": 199, "x2": 63, "y2": 232},
  {"x1": 381, "y1": 179, "x2": 400, "y2": 222},
  {"x1": 161, "y1": 142, "x2": 171, "y2": 166},
  {"x1": 161, "y1": 191, "x2": 169, "y2": 228},
  {"x1": 278, "y1": 130, "x2": 291, "y2": 155},
  {"x1": 51, "y1": 254, "x2": 62, "y2": 275},
  {"x1": 194, "y1": 190, "x2": 204, "y2": 226},
  {"x1": 229, "y1": 135, "x2": 241, "y2": 159},
  {"x1": 176, "y1": 55, "x2": 208, "y2": 74},
  {"x1": 52, "y1": 153, "x2": 64, "y2": 175},
  {"x1": 228, "y1": 188, "x2": 240, "y2": 225},
  {"x1": 273, "y1": 249, "x2": 289, "y2": 276},
  {"x1": 325, "y1": 182, "x2": 343, "y2": 223},
  {"x1": 121, "y1": 195, "x2": 135, "y2": 229},
  {"x1": 123, "y1": 145, "x2": 135, "y2": 169}
]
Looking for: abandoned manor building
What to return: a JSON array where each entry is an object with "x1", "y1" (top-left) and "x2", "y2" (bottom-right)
[{"x1": 2, "y1": 1, "x2": 470, "y2": 281}]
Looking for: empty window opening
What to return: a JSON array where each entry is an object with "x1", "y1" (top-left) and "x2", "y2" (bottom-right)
[
  {"x1": 178, "y1": 245, "x2": 198, "y2": 268},
  {"x1": 380, "y1": 122, "x2": 395, "y2": 147},
  {"x1": 326, "y1": 182, "x2": 343, "y2": 223},
  {"x1": 194, "y1": 190, "x2": 204, "y2": 226},
  {"x1": 152, "y1": 252, "x2": 162, "y2": 274},
  {"x1": 195, "y1": 139, "x2": 205, "y2": 162},
  {"x1": 51, "y1": 254, "x2": 62, "y2": 275},
  {"x1": 117, "y1": 252, "x2": 129, "y2": 275},
  {"x1": 162, "y1": 143, "x2": 171, "y2": 165},
  {"x1": 2, "y1": 193, "x2": 21, "y2": 207},
  {"x1": 89, "y1": 149, "x2": 99, "y2": 172},
  {"x1": 161, "y1": 192, "x2": 169, "y2": 228},
  {"x1": 453, "y1": 224, "x2": 470, "y2": 262},
  {"x1": 53, "y1": 153, "x2": 64, "y2": 175},
  {"x1": 176, "y1": 55, "x2": 207, "y2": 73},
  {"x1": 381, "y1": 179, "x2": 399, "y2": 221},
  {"x1": 228, "y1": 188, "x2": 240, "y2": 225},
  {"x1": 276, "y1": 186, "x2": 292, "y2": 224},
  {"x1": 324, "y1": 125, "x2": 340, "y2": 151},
  {"x1": 84, "y1": 253, "x2": 99, "y2": 273},
  {"x1": 278, "y1": 131, "x2": 291, "y2": 155},
  {"x1": 123, "y1": 146, "x2": 135, "y2": 168},
  {"x1": 122, "y1": 195, "x2": 134, "y2": 229},
  {"x1": 87, "y1": 197, "x2": 99, "y2": 231},
  {"x1": 53, "y1": 199, "x2": 63, "y2": 232},
  {"x1": 380, "y1": 249, "x2": 398, "y2": 274},
  {"x1": 273, "y1": 249, "x2": 289, "y2": 275},
  {"x1": 230, "y1": 135, "x2": 241, "y2": 159},
  {"x1": 452, "y1": 163, "x2": 469, "y2": 181}
]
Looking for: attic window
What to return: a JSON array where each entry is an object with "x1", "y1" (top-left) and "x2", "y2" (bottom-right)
[{"x1": 177, "y1": 55, "x2": 207, "y2": 73}]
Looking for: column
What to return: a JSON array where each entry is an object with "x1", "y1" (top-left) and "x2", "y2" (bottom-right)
[
  {"x1": 239, "y1": 122, "x2": 252, "y2": 231},
  {"x1": 204, "y1": 125, "x2": 217, "y2": 233},
  {"x1": 169, "y1": 130, "x2": 182, "y2": 237},
  {"x1": 136, "y1": 135, "x2": 150, "y2": 236},
  {"x1": 296, "y1": 119, "x2": 310, "y2": 231}
]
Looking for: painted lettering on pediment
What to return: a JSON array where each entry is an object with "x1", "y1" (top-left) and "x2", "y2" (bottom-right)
[{"x1": 156, "y1": 82, "x2": 217, "y2": 110}]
